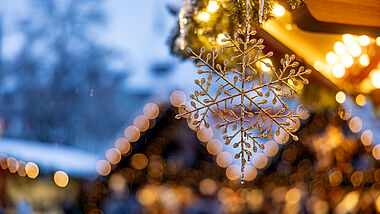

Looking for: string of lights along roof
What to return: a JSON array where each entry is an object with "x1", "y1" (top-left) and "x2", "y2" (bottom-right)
[{"x1": 175, "y1": 0, "x2": 311, "y2": 183}]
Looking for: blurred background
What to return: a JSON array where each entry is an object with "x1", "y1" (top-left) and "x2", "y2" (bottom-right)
[{"x1": 0, "y1": 0, "x2": 379, "y2": 213}]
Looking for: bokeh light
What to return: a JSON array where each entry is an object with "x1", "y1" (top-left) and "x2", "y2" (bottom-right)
[
  {"x1": 361, "y1": 130, "x2": 373, "y2": 146},
  {"x1": 143, "y1": 103, "x2": 159, "y2": 120},
  {"x1": 17, "y1": 161, "x2": 26, "y2": 177},
  {"x1": 114, "y1": 138, "x2": 131, "y2": 154},
  {"x1": 216, "y1": 33, "x2": 228, "y2": 45},
  {"x1": 226, "y1": 164, "x2": 240, "y2": 181},
  {"x1": 332, "y1": 64, "x2": 345, "y2": 78},
  {"x1": 252, "y1": 153, "x2": 268, "y2": 169},
  {"x1": 285, "y1": 118, "x2": 301, "y2": 132},
  {"x1": 105, "y1": 148, "x2": 121, "y2": 165},
  {"x1": 359, "y1": 54, "x2": 370, "y2": 66},
  {"x1": 370, "y1": 70, "x2": 380, "y2": 88},
  {"x1": 329, "y1": 169, "x2": 343, "y2": 186},
  {"x1": 274, "y1": 129, "x2": 290, "y2": 144},
  {"x1": 348, "y1": 116, "x2": 362, "y2": 133},
  {"x1": 170, "y1": 91, "x2": 186, "y2": 107},
  {"x1": 124, "y1": 126, "x2": 140, "y2": 142},
  {"x1": 264, "y1": 140, "x2": 279, "y2": 157},
  {"x1": 109, "y1": 173, "x2": 126, "y2": 194},
  {"x1": 206, "y1": 1, "x2": 219, "y2": 13},
  {"x1": 334, "y1": 42, "x2": 345, "y2": 54},
  {"x1": 136, "y1": 185, "x2": 157, "y2": 206},
  {"x1": 25, "y1": 162, "x2": 39, "y2": 179},
  {"x1": 199, "y1": 178, "x2": 217, "y2": 195},
  {"x1": 244, "y1": 165, "x2": 257, "y2": 181},
  {"x1": 0, "y1": 153, "x2": 8, "y2": 169},
  {"x1": 335, "y1": 91, "x2": 346, "y2": 104},
  {"x1": 372, "y1": 144, "x2": 380, "y2": 160},
  {"x1": 347, "y1": 43, "x2": 361, "y2": 57},
  {"x1": 285, "y1": 188, "x2": 301, "y2": 204},
  {"x1": 350, "y1": 171, "x2": 364, "y2": 187},
  {"x1": 206, "y1": 139, "x2": 223, "y2": 155},
  {"x1": 96, "y1": 160, "x2": 111, "y2": 176},
  {"x1": 54, "y1": 171, "x2": 69, "y2": 188},
  {"x1": 196, "y1": 126, "x2": 214, "y2": 142},
  {"x1": 216, "y1": 151, "x2": 232, "y2": 168},
  {"x1": 341, "y1": 54, "x2": 353, "y2": 68},
  {"x1": 260, "y1": 58, "x2": 273, "y2": 72},
  {"x1": 342, "y1": 34, "x2": 354, "y2": 44},
  {"x1": 133, "y1": 115, "x2": 149, "y2": 132},
  {"x1": 296, "y1": 105, "x2": 310, "y2": 120},
  {"x1": 272, "y1": 4, "x2": 285, "y2": 17},
  {"x1": 355, "y1": 94, "x2": 366, "y2": 106},
  {"x1": 197, "y1": 12, "x2": 210, "y2": 22},
  {"x1": 358, "y1": 35, "x2": 370, "y2": 46},
  {"x1": 7, "y1": 157, "x2": 19, "y2": 173},
  {"x1": 131, "y1": 153, "x2": 148, "y2": 170},
  {"x1": 326, "y1": 52, "x2": 337, "y2": 64}
]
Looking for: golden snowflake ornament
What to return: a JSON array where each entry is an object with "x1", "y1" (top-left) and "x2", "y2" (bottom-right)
[{"x1": 176, "y1": 21, "x2": 311, "y2": 182}]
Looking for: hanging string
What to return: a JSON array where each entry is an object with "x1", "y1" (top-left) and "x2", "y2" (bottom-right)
[{"x1": 258, "y1": 0, "x2": 265, "y2": 23}]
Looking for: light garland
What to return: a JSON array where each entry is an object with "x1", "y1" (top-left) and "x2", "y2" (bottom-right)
[
  {"x1": 171, "y1": 90, "x2": 307, "y2": 183},
  {"x1": 96, "y1": 102, "x2": 160, "y2": 176}
]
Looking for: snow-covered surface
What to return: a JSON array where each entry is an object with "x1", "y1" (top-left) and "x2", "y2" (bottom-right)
[{"x1": 0, "y1": 138, "x2": 98, "y2": 177}]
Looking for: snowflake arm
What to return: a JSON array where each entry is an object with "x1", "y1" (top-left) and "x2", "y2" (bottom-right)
[{"x1": 175, "y1": 22, "x2": 311, "y2": 180}]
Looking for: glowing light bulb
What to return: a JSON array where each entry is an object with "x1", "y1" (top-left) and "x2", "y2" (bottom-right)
[
  {"x1": 332, "y1": 64, "x2": 345, "y2": 78},
  {"x1": 197, "y1": 12, "x2": 210, "y2": 22},
  {"x1": 335, "y1": 91, "x2": 346, "y2": 104},
  {"x1": 341, "y1": 54, "x2": 353, "y2": 68},
  {"x1": 261, "y1": 59, "x2": 272, "y2": 72},
  {"x1": 326, "y1": 52, "x2": 337, "y2": 64},
  {"x1": 370, "y1": 70, "x2": 380, "y2": 88},
  {"x1": 348, "y1": 43, "x2": 361, "y2": 57},
  {"x1": 343, "y1": 34, "x2": 354, "y2": 44},
  {"x1": 377, "y1": 37, "x2": 380, "y2": 46},
  {"x1": 334, "y1": 42, "x2": 345, "y2": 55},
  {"x1": 216, "y1": 33, "x2": 228, "y2": 45},
  {"x1": 358, "y1": 35, "x2": 370, "y2": 46},
  {"x1": 272, "y1": 4, "x2": 285, "y2": 17},
  {"x1": 206, "y1": 1, "x2": 219, "y2": 13},
  {"x1": 359, "y1": 54, "x2": 370, "y2": 66}
]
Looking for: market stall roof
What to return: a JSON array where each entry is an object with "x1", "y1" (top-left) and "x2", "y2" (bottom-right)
[
  {"x1": 0, "y1": 138, "x2": 98, "y2": 177},
  {"x1": 304, "y1": 0, "x2": 380, "y2": 28}
]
